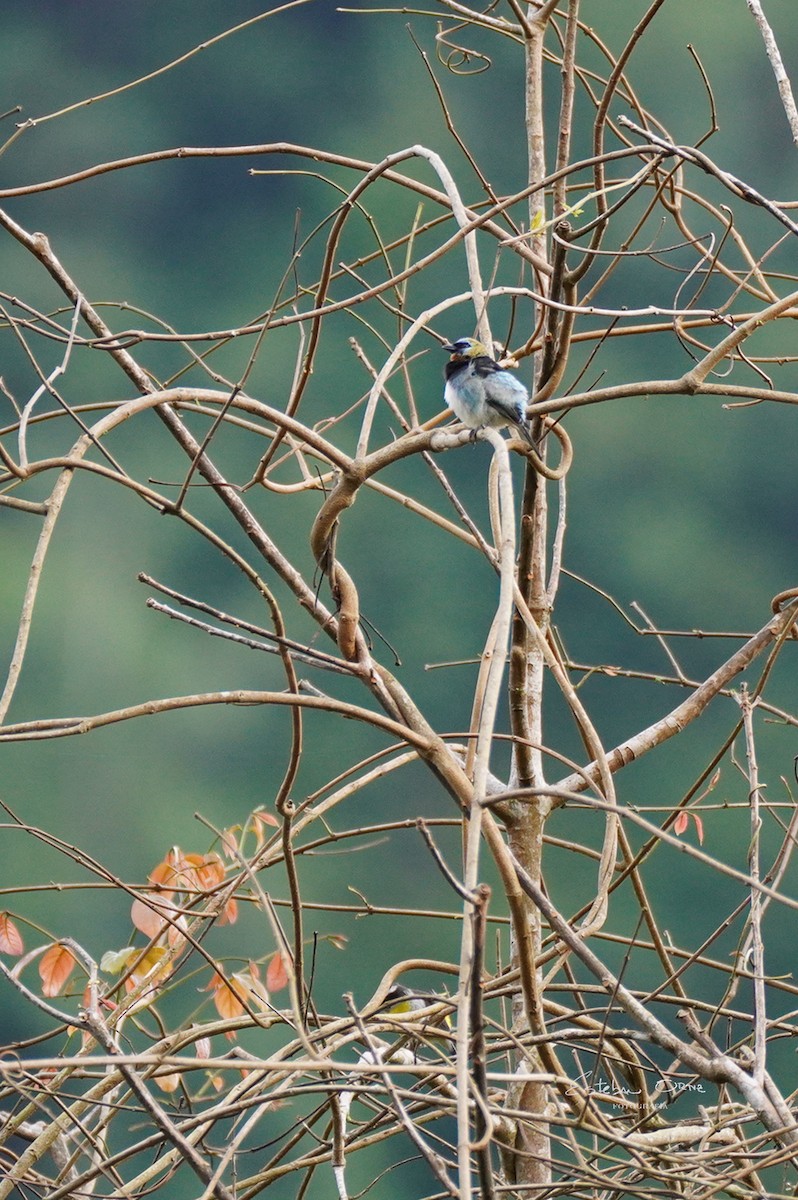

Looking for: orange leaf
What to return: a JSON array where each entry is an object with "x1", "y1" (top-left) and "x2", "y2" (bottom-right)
[
  {"x1": 149, "y1": 859, "x2": 173, "y2": 886},
  {"x1": 266, "y1": 950, "x2": 289, "y2": 993},
  {"x1": 0, "y1": 913, "x2": 24, "y2": 956},
  {"x1": 39, "y1": 943, "x2": 77, "y2": 997},
  {"x1": 673, "y1": 811, "x2": 689, "y2": 837},
  {"x1": 150, "y1": 847, "x2": 196, "y2": 892},
  {"x1": 150, "y1": 858, "x2": 179, "y2": 890},
  {"x1": 219, "y1": 897, "x2": 238, "y2": 927},
  {"x1": 155, "y1": 1071, "x2": 181, "y2": 1094},
  {"x1": 209, "y1": 972, "x2": 248, "y2": 1021}
]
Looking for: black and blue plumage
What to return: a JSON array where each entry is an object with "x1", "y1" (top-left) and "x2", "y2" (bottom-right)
[{"x1": 443, "y1": 337, "x2": 533, "y2": 444}]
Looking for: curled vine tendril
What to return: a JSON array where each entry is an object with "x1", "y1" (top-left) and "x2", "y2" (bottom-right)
[{"x1": 435, "y1": 22, "x2": 492, "y2": 75}]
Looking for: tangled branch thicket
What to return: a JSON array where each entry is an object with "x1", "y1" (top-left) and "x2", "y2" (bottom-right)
[{"x1": 2, "y1": 3, "x2": 798, "y2": 1197}]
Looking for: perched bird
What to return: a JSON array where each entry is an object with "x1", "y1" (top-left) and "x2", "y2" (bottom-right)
[
  {"x1": 443, "y1": 337, "x2": 534, "y2": 445},
  {"x1": 380, "y1": 984, "x2": 453, "y2": 1041},
  {"x1": 382, "y1": 984, "x2": 438, "y2": 1016}
]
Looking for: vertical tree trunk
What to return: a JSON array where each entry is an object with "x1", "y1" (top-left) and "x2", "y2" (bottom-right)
[{"x1": 503, "y1": 7, "x2": 556, "y2": 1191}]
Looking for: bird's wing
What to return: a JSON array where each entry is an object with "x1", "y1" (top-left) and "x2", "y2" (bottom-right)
[
  {"x1": 470, "y1": 355, "x2": 504, "y2": 379},
  {"x1": 481, "y1": 371, "x2": 529, "y2": 425}
]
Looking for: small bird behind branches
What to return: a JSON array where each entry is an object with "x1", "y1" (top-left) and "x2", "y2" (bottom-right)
[
  {"x1": 443, "y1": 337, "x2": 534, "y2": 445},
  {"x1": 381, "y1": 984, "x2": 453, "y2": 1045}
]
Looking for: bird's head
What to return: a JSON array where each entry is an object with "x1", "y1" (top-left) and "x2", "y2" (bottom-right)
[
  {"x1": 382, "y1": 984, "x2": 424, "y2": 1015},
  {"x1": 380, "y1": 984, "x2": 454, "y2": 1043},
  {"x1": 443, "y1": 337, "x2": 489, "y2": 361}
]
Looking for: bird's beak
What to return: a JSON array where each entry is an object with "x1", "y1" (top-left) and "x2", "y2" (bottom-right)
[{"x1": 443, "y1": 342, "x2": 458, "y2": 354}]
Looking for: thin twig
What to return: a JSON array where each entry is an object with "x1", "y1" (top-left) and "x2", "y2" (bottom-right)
[{"x1": 745, "y1": 0, "x2": 798, "y2": 147}]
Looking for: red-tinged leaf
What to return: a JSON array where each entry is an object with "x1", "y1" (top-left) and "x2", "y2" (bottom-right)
[
  {"x1": 150, "y1": 848, "x2": 194, "y2": 892},
  {"x1": 196, "y1": 1036, "x2": 211, "y2": 1059},
  {"x1": 266, "y1": 950, "x2": 289, "y2": 993},
  {"x1": 209, "y1": 972, "x2": 247, "y2": 1021},
  {"x1": 246, "y1": 961, "x2": 272, "y2": 1008},
  {"x1": 180, "y1": 853, "x2": 206, "y2": 890},
  {"x1": 673, "y1": 811, "x2": 689, "y2": 837},
  {"x1": 695, "y1": 769, "x2": 722, "y2": 805},
  {"x1": 254, "y1": 809, "x2": 280, "y2": 829},
  {"x1": 210, "y1": 1073, "x2": 225, "y2": 1091},
  {"x1": 219, "y1": 897, "x2": 238, "y2": 927},
  {"x1": 242, "y1": 963, "x2": 274, "y2": 1008},
  {"x1": 193, "y1": 853, "x2": 225, "y2": 892},
  {"x1": 692, "y1": 813, "x2": 705, "y2": 845},
  {"x1": 131, "y1": 894, "x2": 174, "y2": 939},
  {"x1": 39, "y1": 943, "x2": 77, "y2": 997},
  {"x1": 0, "y1": 913, "x2": 23, "y2": 956},
  {"x1": 250, "y1": 809, "x2": 280, "y2": 847},
  {"x1": 220, "y1": 826, "x2": 241, "y2": 860},
  {"x1": 325, "y1": 934, "x2": 348, "y2": 951},
  {"x1": 149, "y1": 861, "x2": 178, "y2": 891},
  {"x1": 170, "y1": 851, "x2": 199, "y2": 891}
]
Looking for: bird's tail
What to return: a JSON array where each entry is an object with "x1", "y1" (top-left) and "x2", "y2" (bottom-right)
[{"x1": 517, "y1": 419, "x2": 536, "y2": 446}]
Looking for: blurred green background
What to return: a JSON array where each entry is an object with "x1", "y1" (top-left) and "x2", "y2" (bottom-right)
[{"x1": 1, "y1": 1, "x2": 798, "y2": 1190}]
